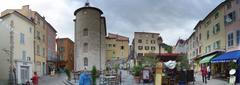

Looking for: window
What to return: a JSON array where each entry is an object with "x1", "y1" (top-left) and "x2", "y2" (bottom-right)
[
  {"x1": 216, "y1": 41, "x2": 220, "y2": 49},
  {"x1": 213, "y1": 23, "x2": 220, "y2": 34},
  {"x1": 138, "y1": 39, "x2": 142, "y2": 43},
  {"x1": 145, "y1": 46, "x2": 149, "y2": 50},
  {"x1": 215, "y1": 12, "x2": 219, "y2": 19},
  {"x1": 42, "y1": 48, "x2": 45, "y2": 56},
  {"x1": 84, "y1": 57, "x2": 88, "y2": 66},
  {"x1": 42, "y1": 35, "x2": 45, "y2": 42},
  {"x1": 59, "y1": 47, "x2": 64, "y2": 52},
  {"x1": 22, "y1": 50, "x2": 26, "y2": 61},
  {"x1": 36, "y1": 31, "x2": 40, "y2": 40},
  {"x1": 59, "y1": 55, "x2": 64, "y2": 61},
  {"x1": 224, "y1": 11, "x2": 236, "y2": 25},
  {"x1": 29, "y1": 27, "x2": 32, "y2": 33},
  {"x1": 138, "y1": 46, "x2": 143, "y2": 50},
  {"x1": 151, "y1": 46, "x2": 156, "y2": 50},
  {"x1": 208, "y1": 45, "x2": 211, "y2": 52},
  {"x1": 83, "y1": 28, "x2": 88, "y2": 36},
  {"x1": 113, "y1": 44, "x2": 116, "y2": 47},
  {"x1": 151, "y1": 40, "x2": 155, "y2": 44},
  {"x1": 237, "y1": 30, "x2": 240, "y2": 45},
  {"x1": 205, "y1": 20, "x2": 211, "y2": 27},
  {"x1": 199, "y1": 33, "x2": 201, "y2": 40},
  {"x1": 20, "y1": 33, "x2": 25, "y2": 44},
  {"x1": 37, "y1": 45, "x2": 40, "y2": 55},
  {"x1": 121, "y1": 46, "x2": 124, "y2": 50},
  {"x1": 108, "y1": 44, "x2": 112, "y2": 47},
  {"x1": 226, "y1": 2, "x2": 232, "y2": 9},
  {"x1": 207, "y1": 30, "x2": 210, "y2": 39},
  {"x1": 83, "y1": 43, "x2": 88, "y2": 52},
  {"x1": 228, "y1": 33, "x2": 234, "y2": 47}
]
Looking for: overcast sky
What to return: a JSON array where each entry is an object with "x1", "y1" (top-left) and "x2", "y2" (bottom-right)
[{"x1": 0, "y1": 0, "x2": 224, "y2": 45}]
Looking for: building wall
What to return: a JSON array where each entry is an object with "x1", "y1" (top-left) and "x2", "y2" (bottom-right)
[
  {"x1": 201, "y1": 5, "x2": 226, "y2": 55},
  {"x1": 46, "y1": 23, "x2": 57, "y2": 74},
  {"x1": 105, "y1": 36, "x2": 129, "y2": 62},
  {"x1": 225, "y1": 0, "x2": 240, "y2": 51},
  {"x1": 0, "y1": 20, "x2": 11, "y2": 85},
  {"x1": 1, "y1": 5, "x2": 53, "y2": 76},
  {"x1": 0, "y1": 12, "x2": 34, "y2": 84},
  {"x1": 74, "y1": 7, "x2": 106, "y2": 71},
  {"x1": 56, "y1": 38, "x2": 74, "y2": 71},
  {"x1": 133, "y1": 32, "x2": 160, "y2": 57}
]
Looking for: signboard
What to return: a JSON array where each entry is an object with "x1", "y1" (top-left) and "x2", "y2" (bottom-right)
[{"x1": 143, "y1": 69, "x2": 150, "y2": 80}]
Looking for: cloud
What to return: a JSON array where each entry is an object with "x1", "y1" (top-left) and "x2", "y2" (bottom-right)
[{"x1": 0, "y1": 0, "x2": 224, "y2": 45}]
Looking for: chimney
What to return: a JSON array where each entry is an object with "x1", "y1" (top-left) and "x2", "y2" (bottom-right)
[{"x1": 22, "y1": 5, "x2": 30, "y2": 10}]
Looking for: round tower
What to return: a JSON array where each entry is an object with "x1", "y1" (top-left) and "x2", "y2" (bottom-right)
[{"x1": 74, "y1": 3, "x2": 106, "y2": 71}]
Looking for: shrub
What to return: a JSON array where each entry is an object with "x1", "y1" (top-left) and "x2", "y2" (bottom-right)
[
  {"x1": 65, "y1": 68, "x2": 71, "y2": 81},
  {"x1": 132, "y1": 65, "x2": 142, "y2": 76},
  {"x1": 91, "y1": 66, "x2": 97, "y2": 85}
]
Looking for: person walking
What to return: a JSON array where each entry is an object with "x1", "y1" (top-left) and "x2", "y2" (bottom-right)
[
  {"x1": 207, "y1": 65, "x2": 211, "y2": 80},
  {"x1": 31, "y1": 72, "x2": 39, "y2": 85},
  {"x1": 201, "y1": 65, "x2": 207, "y2": 84},
  {"x1": 79, "y1": 67, "x2": 92, "y2": 85}
]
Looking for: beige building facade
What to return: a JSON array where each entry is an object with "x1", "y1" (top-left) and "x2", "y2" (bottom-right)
[
  {"x1": 132, "y1": 32, "x2": 161, "y2": 64},
  {"x1": 1, "y1": 5, "x2": 54, "y2": 76},
  {"x1": 0, "y1": 11, "x2": 34, "y2": 84},
  {"x1": 105, "y1": 33, "x2": 129, "y2": 65}
]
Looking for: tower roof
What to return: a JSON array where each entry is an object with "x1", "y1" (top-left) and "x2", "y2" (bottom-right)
[{"x1": 74, "y1": 3, "x2": 103, "y2": 15}]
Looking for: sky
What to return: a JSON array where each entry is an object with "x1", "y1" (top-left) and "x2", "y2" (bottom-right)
[{"x1": 0, "y1": 0, "x2": 224, "y2": 45}]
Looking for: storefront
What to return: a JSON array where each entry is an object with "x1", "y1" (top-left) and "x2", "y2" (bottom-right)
[{"x1": 211, "y1": 50, "x2": 240, "y2": 82}]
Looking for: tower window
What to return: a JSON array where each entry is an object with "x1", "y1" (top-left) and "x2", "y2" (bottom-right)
[
  {"x1": 83, "y1": 28, "x2": 88, "y2": 36},
  {"x1": 84, "y1": 57, "x2": 88, "y2": 66},
  {"x1": 83, "y1": 43, "x2": 88, "y2": 52}
]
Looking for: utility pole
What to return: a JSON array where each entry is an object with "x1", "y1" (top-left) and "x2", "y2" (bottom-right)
[{"x1": 9, "y1": 21, "x2": 16, "y2": 85}]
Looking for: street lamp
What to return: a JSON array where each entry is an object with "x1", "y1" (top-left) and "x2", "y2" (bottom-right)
[{"x1": 1, "y1": 20, "x2": 17, "y2": 85}]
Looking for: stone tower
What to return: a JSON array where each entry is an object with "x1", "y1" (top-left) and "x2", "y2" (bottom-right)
[{"x1": 74, "y1": 2, "x2": 106, "y2": 71}]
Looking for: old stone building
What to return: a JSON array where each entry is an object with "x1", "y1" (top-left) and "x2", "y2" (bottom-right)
[{"x1": 74, "y1": 3, "x2": 106, "y2": 71}]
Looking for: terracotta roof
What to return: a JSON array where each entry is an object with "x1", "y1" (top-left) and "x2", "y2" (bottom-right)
[{"x1": 107, "y1": 33, "x2": 129, "y2": 41}]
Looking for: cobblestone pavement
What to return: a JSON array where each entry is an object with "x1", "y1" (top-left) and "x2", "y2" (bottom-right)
[
  {"x1": 39, "y1": 73, "x2": 67, "y2": 85},
  {"x1": 120, "y1": 70, "x2": 153, "y2": 85},
  {"x1": 188, "y1": 72, "x2": 228, "y2": 85}
]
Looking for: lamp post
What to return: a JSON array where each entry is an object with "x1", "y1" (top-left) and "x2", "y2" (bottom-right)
[{"x1": 9, "y1": 22, "x2": 16, "y2": 85}]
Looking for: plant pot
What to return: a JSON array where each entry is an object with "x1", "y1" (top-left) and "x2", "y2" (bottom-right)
[{"x1": 134, "y1": 76, "x2": 141, "y2": 83}]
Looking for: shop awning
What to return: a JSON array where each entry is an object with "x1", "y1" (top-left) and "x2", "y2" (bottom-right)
[
  {"x1": 199, "y1": 54, "x2": 216, "y2": 64},
  {"x1": 211, "y1": 50, "x2": 240, "y2": 63}
]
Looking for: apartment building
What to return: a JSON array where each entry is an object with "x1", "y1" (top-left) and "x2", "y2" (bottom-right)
[
  {"x1": 46, "y1": 22, "x2": 57, "y2": 74},
  {"x1": 0, "y1": 11, "x2": 35, "y2": 84},
  {"x1": 173, "y1": 39, "x2": 187, "y2": 54},
  {"x1": 105, "y1": 33, "x2": 129, "y2": 65},
  {"x1": 132, "y1": 32, "x2": 161, "y2": 64},
  {"x1": 56, "y1": 38, "x2": 74, "y2": 71},
  {"x1": 1, "y1": 5, "x2": 57, "y2": 76},
  {"x1": 224, "y1": 0, "x2": 240, "y2": 51}
]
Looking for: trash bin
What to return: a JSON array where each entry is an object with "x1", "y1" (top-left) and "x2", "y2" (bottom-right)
[{"x1": 179, "y1": 81, "x2": 186, "y2": 85}]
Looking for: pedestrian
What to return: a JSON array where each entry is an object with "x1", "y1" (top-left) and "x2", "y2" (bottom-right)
[
  {"x1": 79, "y1": 67, "x2": 92, "y2": 85},
  {"x1": 201, "y1": 65, "x2": 207, "y2": 84},
  {"x1": 207, "y1": 65, "x2": 211, "y2": 80},
  {"x1": 31, "y1": 72, "x2": 39, "y2": 85}
]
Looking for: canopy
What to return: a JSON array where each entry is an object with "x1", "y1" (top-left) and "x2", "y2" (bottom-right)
[
  {"x1": 199, "y1": 54, "x2": 216, "y2": 64},
  {"x1": 211, "y1": 50, "x2": 240, "y2": 63}
]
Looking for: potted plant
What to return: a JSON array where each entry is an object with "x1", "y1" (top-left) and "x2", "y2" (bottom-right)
[
  {"x1": 91, "y1": 66, "x2": 97, "y2": 85},
  {"x1": 132, "y1": 65, "x2": 142, "y2": 83}
]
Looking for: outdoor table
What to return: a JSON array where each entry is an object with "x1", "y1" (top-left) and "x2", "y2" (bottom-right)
[{"x1": 104, "y1": 76, "x2": 116, "y2": 85}]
